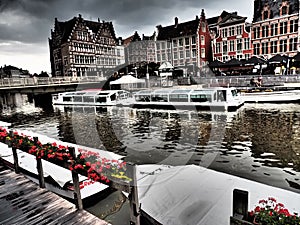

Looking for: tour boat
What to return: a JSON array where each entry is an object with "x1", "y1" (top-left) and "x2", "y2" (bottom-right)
[
  {"x1": 240, "y1": 89, "x2": 300, "y2": 103},
  {"x1": 52, "y1": 89, "x2": 134, "y2": 106},
  {"x1": 132, "y1": 87, "x2": 244, "y2": 111}
]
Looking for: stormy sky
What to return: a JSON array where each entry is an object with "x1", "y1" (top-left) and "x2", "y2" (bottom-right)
[{"x1": 0, "y1": 0, "x2": 253, "y2": 74}]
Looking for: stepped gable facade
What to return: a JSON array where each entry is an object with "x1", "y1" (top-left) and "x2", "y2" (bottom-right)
[
  {"x1": 209, "y1": 11, "x2": 252, "y2": 62},
  {"x1": 252, "y1": 0, "x2": 299, "y2": 58},
  {"x1": 155, "y1": 9, "x2": 211, "y2": 73},
  {"x1": 49, "y1": 14, "x2": 125, "y2": 77},
  {"x1": 124, "y1": 31, "x2": 156, "y2": 66}
]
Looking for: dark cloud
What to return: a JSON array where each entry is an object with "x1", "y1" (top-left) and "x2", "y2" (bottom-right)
[
  {"x1": 0, "y1": 0, "x2": 252, "y2": 72},
  {"x1": 0, "y1": 0, "x2": 252, "y2": 44}
]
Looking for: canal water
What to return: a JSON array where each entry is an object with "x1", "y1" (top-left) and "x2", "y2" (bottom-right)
[{"x1": 0, "y1": 95, "x2": 300, "y2": 224}]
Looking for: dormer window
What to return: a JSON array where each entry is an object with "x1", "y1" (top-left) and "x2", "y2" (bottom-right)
[
  {"x1": 282, "y1": 6, "x2": 287, "y2": 15},
  {"x1": 263, "y1": 11, "x2": 269, "y2": 20},
  {"x1": 280, "y1": 1, "x2": 290, "y2": 16},
  {"x1": 262, "y1": 3, "x2": 270, "y2": 20}
]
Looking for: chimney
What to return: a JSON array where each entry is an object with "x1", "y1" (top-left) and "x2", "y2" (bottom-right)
[
  {"x1": 196, "y1": 15, "x2": 199, "y2": 20},
  {"x1": 174, "y1": 17, "x2": 178, "y2": 27}
]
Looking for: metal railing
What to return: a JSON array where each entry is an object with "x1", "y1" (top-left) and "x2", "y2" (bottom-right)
[{"x1": 0, "y1": 76, "x2": 107, "y2": 88}]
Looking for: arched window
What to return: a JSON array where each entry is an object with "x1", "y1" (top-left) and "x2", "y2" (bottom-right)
[
  {"x1": 282, "y1": 6, "x2": 287, "y2": 15},
  {"x1": 263, "y1": 11, "x2": 269, "y2": 20}
]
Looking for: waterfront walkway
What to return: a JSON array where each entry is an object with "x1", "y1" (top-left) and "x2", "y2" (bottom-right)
[{"x1": 0, "y1": 163, "x2": 109, "y2": 225}]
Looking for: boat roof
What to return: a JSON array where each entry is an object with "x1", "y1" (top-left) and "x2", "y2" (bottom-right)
[
  {"x1": 134, "y1": 88, "x2": 233, "y2": 95},
  {"x1": 61, "y1": 89, "x2": 128, "y2": 96}
]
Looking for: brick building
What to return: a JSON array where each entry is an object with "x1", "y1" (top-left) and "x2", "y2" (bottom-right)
[
  {"x1": 123, "y1": 31, "x2": 156, "y2": 66},
  {"x1": 209, "y1": 11, "x2": 252, "y2": 62},
  {"x1": 49, "y1": 14, "x2": 125, "y2": 77},
  {"x1": 252, "y1": 0, "x2": 299, "y2": 58},
  {"x1": 155, "y1": 9, "x2": 211, "y2": 74}
]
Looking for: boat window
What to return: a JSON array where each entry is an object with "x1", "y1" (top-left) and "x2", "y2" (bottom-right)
[
  {"x1": 83, "y1": 96, "x2": 95, "y2": 103},
  {"x1": 96, "y1": 97, "x2": 107, "y2": 103},
  {"x1": 169, "y1": 94, "x2": 188, "y2": 102},
  {"x1": 110, "y1": 93, "x2": 116, "y2": 101},
  {"x1": 73, "y1": 96, "x2": 83, "y2": 102},
  {"x1": 151, "y1": 94, "x2": 168, "y2": 102},
  {"x1": 216, "y1": 90, "x2": 226, "y2": 102},
  {"x1": 63, "y1": 96, "x2": 72, "y2": 102},
  {"x1": 190, "y1": 94, "x2": 212, "y2": 102},
  {"x1": 231, "y1": 89, "x2": 238, "y2": 96},
  {"x1": 135, "y1": 95, "x2": 151, "y2": 102}
]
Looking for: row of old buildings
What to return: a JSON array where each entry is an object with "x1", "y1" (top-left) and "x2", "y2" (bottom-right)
[{"x1": 49, "y1": 0, "x2": 300, "y2": 77}]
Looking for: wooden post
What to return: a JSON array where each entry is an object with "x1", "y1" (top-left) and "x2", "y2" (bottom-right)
[
  {"x1": 128, "y1": 163, "x2": 140, "y2": 225},
  {"x1": 69, "y1": 147, "x2": 83, "y2": 210},
  {"x1": 34, "y1": 137, "x2": 45, "y2": 188},
  {"x1": 8, "y1": 130, "x2": 20, "y2": 174}
]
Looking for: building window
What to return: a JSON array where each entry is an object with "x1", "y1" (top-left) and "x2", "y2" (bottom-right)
[
  {"x1": 281, "y1": 6, "x2": 288, "y2": 16},
  {"x1": 289, "y1": 37, "x2": 297, "y2": 51},
  {"x1": 280, "y1": 21, "x2": 287, "y2": 34},
  {"x1": 262, "y1": 25, "x2": 269, "y2": 37},
  {"x1": 244, "y1": 38, "x2": 250, "y2": 50},
  {"x1": 271, "y1": 23, "x2": 278, "y2": 36},
  {"x1": 229, "y1": 27, "x2": 235, "y2": 36},
  {"x1": 201, "y1": 48, "x2": 205, "y2": 58},
  {"x1": 237, "y1": 39, "x2": 242, "y2": 52},
  {"x1": 179, "y1": 50, "x2": 184, "y2": 58},
  {"x1": 156, "y1": 43, "x2": 160, "y2": 50},
  {"x1": 290, "y1": 19, "x2": 298, "y2": 33},
  {"x1": 185, "y1": 49, "x2": 190, "y2": 58},
  {"x1": 161, "y1": 42, "x2": 166, "y2": 49},
  {"x1": 157, "y1": 54, "x2": 161, "y2": 62},
  {"x1": 192, "y1": 49, "x2": 196, "y2": 58},
  {"x1": 216, "y1": 43, "x2": 221, "y2": 53},
  {"x1": 254, "y1": 43, "x2": 260, "y2": 55},
  {"x1": 201, "y1": 22, "x2": 206, "y2": 32},
  {"x1": 271, "y1": 40, "x2": 278, "y2": 53},
  {"x1": 179, "y1": 38, "x2": 183, "y2": 46},
  {"x1": 185, "y1": 37, "x2": 189, "y2": 45},
  {"x1": 222, "y1": 28, "x2": 228, "y2": 38},
  {"x1": 236, "y1": 25, "x2": 242, "y2": 35},
  {"x1": 201, "y1": 35, "x2": 205, "y2": 45},
  {"x1": 263, "y1": 11, "x2": 269, "y2": 20},
  {"x1": 223, "y1": 41, "x2": 228, "y2": 53},
  {"x1": 253, "y1": 27, "x2": 260, "y2": 39},
  {"x1": 279, "y1": 39, "x2": 287, "y2": 52},
  {"x1": 174, "y1": 51, "x2": 178, "y2": 59},
  {"x1": 191, "y1": 36, "x2": 196, "y2": 44},
  {"x1": 173, "y1": 39, "x2": 177, "y2": 47},
  {"x1": 262, "y1": 42, "x2": 269, "y2": 54},
  {"x1": 229, "y1": 40, "x2": 235, "y2": 52}
]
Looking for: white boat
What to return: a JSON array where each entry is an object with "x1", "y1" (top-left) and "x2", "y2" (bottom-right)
[
  {"x1": 240, "y1": 89, "x2": 300, "y2": 103},
  {"x1": 132, "y1": 87, "x2": 244, "y2": 111},
  {"x1": 52, "y1": 89, "x2": 134, "y2": 106}
]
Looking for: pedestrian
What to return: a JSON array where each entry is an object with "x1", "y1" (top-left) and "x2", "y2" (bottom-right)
[{"x1": 257, "y1": 76, "x2": 262, "y2": 87}]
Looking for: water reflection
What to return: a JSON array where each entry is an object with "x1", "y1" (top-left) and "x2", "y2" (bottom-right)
[{"x1": 1, "y1": 102, "x2": 300, "y2": 193}]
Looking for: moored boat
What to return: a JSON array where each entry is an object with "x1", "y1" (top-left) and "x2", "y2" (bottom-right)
[
  {"x1": 132, "y1": 87, "x2": 244, "y2": 111},
  {"x1": 52, "y1": 89, "x2": 134, "y2": 106},
  {"x1": 239, "y1": 89, "x2": 300, "y2": 103}
]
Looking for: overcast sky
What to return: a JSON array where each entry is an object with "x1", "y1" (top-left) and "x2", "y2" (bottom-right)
[{"x1": 0, "y1": 0, "x2": 253, "y2": 74}]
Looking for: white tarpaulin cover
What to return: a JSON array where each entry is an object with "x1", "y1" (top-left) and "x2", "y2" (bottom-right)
[
  {"x1": 136, "y1": 165, "x2": 300, "y2": 225},
  {"x1": 110, "y1": 75, "x2": 145, "y2": 85},
  {"x1": 159, "y1": 61, "x2": 174, "y2": 70}
]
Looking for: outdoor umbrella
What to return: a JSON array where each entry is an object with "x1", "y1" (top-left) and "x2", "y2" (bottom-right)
[
  {"x1": 268, "y1": 54, "x2": 288, "y2": 64},
  {"x1": 223, "y1": 58, "x2": 241, "y2": 67},
  {"x1": 292, "y1": 52, "x2": 300, "y2": 62},
  {"x1": 244, "y1": 56, "x2": 266, "y2": 66},
  {"x1": 208, "y1": 59, "x2": 224, "y2": 68}
]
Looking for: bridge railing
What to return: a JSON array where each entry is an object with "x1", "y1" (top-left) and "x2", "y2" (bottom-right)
[{"x1": 0, "y1": 76, "x2": 107, "y2": 88}]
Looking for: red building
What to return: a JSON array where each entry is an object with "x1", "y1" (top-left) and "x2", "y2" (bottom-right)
[{"x1": 209, "y1": 11, "x2": 252, "y2": 62}]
